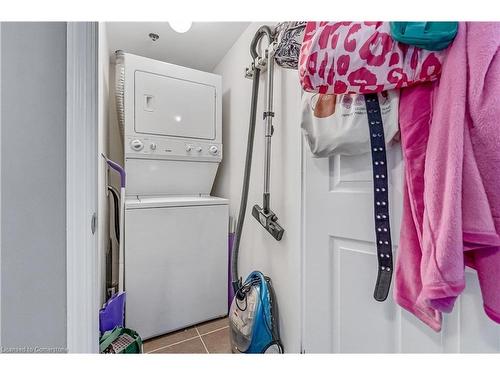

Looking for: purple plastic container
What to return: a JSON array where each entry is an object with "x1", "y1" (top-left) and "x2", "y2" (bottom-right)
[
  {"x1": 99, "y1": 292, "x2": 126, "y2": 333},
  {"x1": 228, "y1": 232, "x2": 235, "y2": 311}
]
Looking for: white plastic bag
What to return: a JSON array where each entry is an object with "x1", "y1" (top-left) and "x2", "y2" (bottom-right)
[{"x1": 301, "y1": 90, "x2": 399, "y2": 157}]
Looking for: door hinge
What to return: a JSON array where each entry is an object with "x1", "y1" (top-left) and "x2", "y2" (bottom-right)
[{"x1": 91, "y1": 212, "x2": 97, "y2": 234}]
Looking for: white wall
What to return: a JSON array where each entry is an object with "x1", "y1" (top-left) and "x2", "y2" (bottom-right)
[
  {"x1": 213, "y1": 23, "x2": 303, "y2": 353},
  {"x1": 1, "y1": 22, "x2": 68, "y2": 350}
]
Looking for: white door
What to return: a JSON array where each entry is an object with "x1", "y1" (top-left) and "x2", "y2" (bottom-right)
[{"x1": 302, "y1": 141, "x2": 500, "y2": 353}]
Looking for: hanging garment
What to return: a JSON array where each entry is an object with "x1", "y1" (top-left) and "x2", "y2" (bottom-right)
[
  {"x1": 299, "y1": 22, "x2": 446, "y2": 95},
  {"x1": 395, "y1": 22, "x2": 500, "y2": 331},
  {"x1": 274, "y1": 21, "x2": 306, "y2": 69},
  {"x1": 301, "y1": 90, "x2": 399, "y2": 157}
]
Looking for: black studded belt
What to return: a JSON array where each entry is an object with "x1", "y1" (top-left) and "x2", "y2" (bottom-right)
[{"x1": 364, "y1": 94, "x2": 393, "y2": 302}]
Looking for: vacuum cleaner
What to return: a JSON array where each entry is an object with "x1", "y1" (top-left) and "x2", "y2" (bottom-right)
[{"x1": 229, "y1": 26, "x2": 284, "y2": 354}]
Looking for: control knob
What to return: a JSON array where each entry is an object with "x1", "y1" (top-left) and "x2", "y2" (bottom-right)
[
  {"x1": 130, "y1": 139, "x2": 144, "y2": 151},
  {"x1": 209, "y1": 145, "x2": 218, "y2": 155}
]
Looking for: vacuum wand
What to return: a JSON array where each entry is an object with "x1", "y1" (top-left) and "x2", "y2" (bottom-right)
[
  {"x1": 263, "y1": 46, "x2": 274, "y2": 213},
  {"x1": 251, "y1": 45, "x2": 284, "y2": 242}
]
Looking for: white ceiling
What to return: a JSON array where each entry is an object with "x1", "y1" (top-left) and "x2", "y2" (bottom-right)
[{"x1": 105, "y1": 22, "x2": 250, "y2": 72}]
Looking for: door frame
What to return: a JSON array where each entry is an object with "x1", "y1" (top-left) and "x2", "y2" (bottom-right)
[
  {"x1": 0, "y1": 24, "x2": 2, "y2": 350},
  {"x1": 66, "y1": 22, "x2": 99, "y2": 353}
]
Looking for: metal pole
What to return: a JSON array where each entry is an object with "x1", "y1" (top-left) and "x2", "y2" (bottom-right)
[{"x1": 263, "y1": 46, "x2": 275, "y2": 213}]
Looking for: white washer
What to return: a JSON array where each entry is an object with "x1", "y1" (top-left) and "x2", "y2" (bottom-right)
[
  {"x1": 116, "y1": 52, "x2": 228, "y2": 339},
  {"x1": 125, "y1": 196, "x2": 228, "y2": 340}
]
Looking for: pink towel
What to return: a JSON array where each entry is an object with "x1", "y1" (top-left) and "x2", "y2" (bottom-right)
[{"x1": 395, "y1": 22, "x2": 500, "y2": 331}]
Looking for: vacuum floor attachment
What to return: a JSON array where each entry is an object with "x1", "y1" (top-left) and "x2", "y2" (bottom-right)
[{"x1": 252, "y1": 205, "x2": 284, "y2": 241}]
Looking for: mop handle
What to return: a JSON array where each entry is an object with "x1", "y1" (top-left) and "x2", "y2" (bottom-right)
[
  {"x1": 102, "y1": 154, "x2": 126, "y2": 294},
  {"x1": 105, "y1": 157, "x2": 126, "y2": 188}
]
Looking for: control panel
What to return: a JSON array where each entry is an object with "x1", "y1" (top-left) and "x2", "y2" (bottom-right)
[{"x1": 126, "y1": 135, "x2": 222, "y2": 162}]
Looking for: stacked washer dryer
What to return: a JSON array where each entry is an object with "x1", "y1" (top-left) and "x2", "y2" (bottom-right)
[{"x1": 115, "y1": 51, "x2": 228, "y2": 340}]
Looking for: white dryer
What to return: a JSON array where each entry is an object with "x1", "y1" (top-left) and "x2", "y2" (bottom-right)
[{"x1": 115, "y1": 52, "x2": 228, "y2": 339}]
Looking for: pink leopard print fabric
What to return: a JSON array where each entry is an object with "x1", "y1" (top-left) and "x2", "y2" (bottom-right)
[{"x1": 299, "y1": 22, "x2": 446, "y2": 94}]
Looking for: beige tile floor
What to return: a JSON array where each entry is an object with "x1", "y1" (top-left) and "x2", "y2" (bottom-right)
[{"x1": 143, "y1": 316, "x2": 231, "y2": 354}]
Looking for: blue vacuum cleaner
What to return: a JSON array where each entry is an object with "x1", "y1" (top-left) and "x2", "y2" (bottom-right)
[
  {"x1": 229, "y1": 26, "x2": 284, "y2": 354},
  {"x1": 229, "y1": 271, "x2": 283, "y2": 353}
]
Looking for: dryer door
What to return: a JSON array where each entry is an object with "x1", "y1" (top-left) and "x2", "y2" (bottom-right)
[{"x1": 134, "y1": 70, "x2": 216, "y2": 140}]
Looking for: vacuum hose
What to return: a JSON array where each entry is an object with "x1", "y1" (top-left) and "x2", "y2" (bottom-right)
[
  {"x1": 250, "y1": 26, "x2": 273, "y2": 60},
  {"x1": 231, "y1": 67, "x2": 261, "y2": 297},
  {"x1": 232, "y1": 25, "x2": 275, "y2": 297}
]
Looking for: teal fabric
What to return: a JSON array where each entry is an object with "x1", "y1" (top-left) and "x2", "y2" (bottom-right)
[{"x1": 390, "y1": 22, "x2": 458, "y2": 51}]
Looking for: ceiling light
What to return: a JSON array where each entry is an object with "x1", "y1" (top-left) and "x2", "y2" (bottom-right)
[{"x1": 169, "y1": 21, "x2": 192, "y2": 34}]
